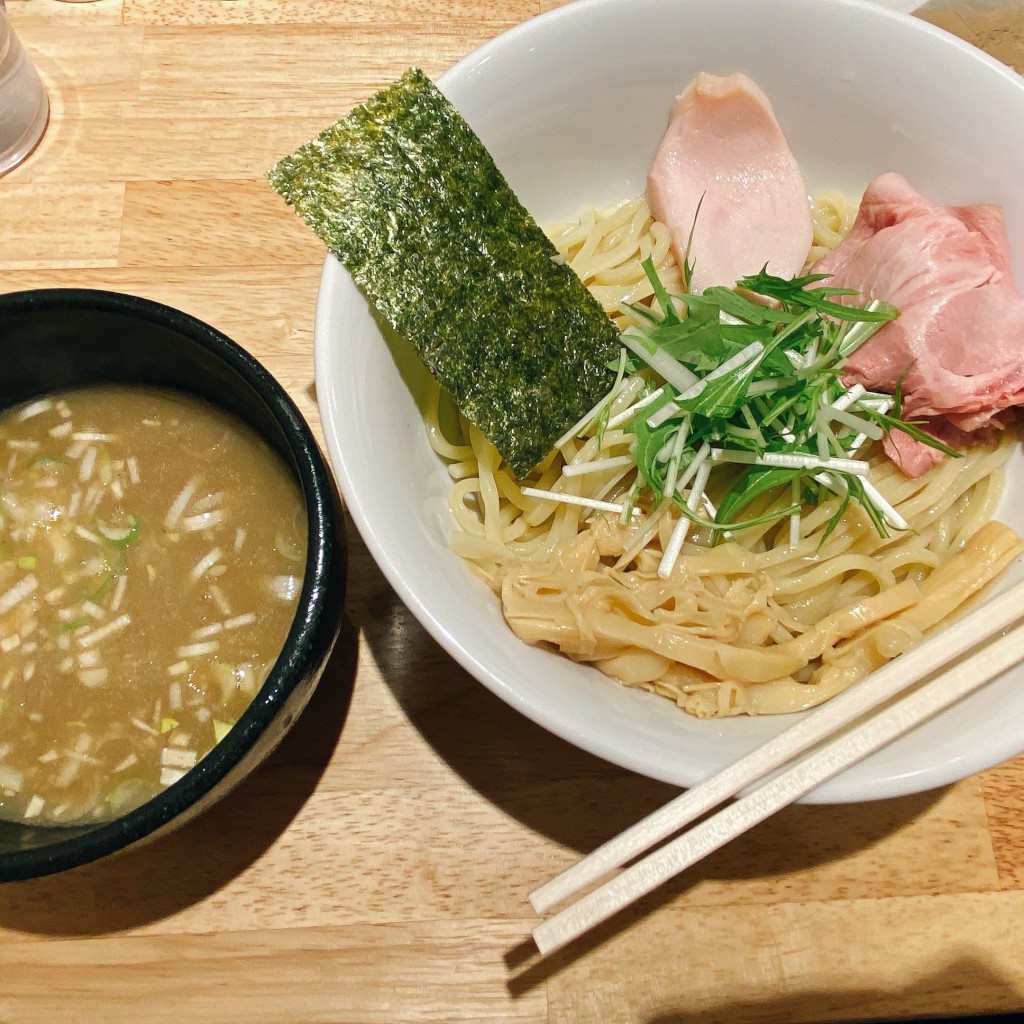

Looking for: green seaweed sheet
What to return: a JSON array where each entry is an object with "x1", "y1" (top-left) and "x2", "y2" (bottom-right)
[{"x1": 267, "y1": 67, "x2": 620, "y2": 477}]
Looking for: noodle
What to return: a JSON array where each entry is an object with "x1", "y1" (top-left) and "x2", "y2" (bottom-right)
[
  {"x1": 425, "y1": 196, "x2": 1023, "y2": 717},
  {"x1": 807, "y1": 190, "x2": 859, "y2": 267},
  {"x1": 545, "y1": 197, "x2": 684, "y2": 330}
]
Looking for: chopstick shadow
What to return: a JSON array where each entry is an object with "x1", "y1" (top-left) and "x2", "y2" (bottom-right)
[
  {"x1": 0, "y1": 612, "x2": 358, "y2": 937},
  {"x1": 349, "y1": 524, "x2": 951, "y2": 983}
]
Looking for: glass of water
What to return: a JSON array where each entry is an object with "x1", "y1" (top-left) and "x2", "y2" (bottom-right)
[{"x1": 0, "y1": 3, "x2": 49, "y2": 176}]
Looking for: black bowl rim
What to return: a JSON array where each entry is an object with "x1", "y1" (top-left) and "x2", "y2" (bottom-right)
[{"x1": 0, "y1": 287, "x2": 341, "y2": 879}]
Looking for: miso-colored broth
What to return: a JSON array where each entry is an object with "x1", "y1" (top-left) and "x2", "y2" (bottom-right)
[{"x1": 0, "y1": 385, "x2": 307, "y2": 825}]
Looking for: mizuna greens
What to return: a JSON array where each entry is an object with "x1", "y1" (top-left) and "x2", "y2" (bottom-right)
[{"x1": 533, "y1": 260, "x2": 961, "y2": 577}]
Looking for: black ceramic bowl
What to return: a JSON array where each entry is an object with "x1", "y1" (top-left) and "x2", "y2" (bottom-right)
[{"x1": 0, "y1": 288, "x2": 346, "y2": 881}]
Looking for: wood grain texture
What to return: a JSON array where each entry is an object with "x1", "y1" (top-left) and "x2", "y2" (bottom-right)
[{"x1": 3, "y1": 2, "x2": 1024, "y2": 1022}]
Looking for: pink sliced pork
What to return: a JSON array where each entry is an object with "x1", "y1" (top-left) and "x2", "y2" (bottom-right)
[
  {"x1": 812, "y1": 172, "x2": 1024, "y2": 475},
  {"x1": 647, "y1": 72, "x2": 813, "y2": 294}
]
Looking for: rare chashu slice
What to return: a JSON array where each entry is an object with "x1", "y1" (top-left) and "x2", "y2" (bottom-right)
[
  {"x1": 647, "y1": 72, "x2": 813, "y2": 294},
  {"x1": 813, "y1": 171, "x2": 1024, "y2": 476}
]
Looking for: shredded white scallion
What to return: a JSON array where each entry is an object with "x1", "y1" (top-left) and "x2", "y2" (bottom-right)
[
  {"x1": 78, "y1": 668, "x2": 109, "y2": 688},
  {"x1": 676, "y1": 341, "x2": 765, "y2": 403},
  {"x1": 159, "y1": 766, "x2": 187, "y2": 787},
  {"x1": 110, "y1": 573, "x2": 128, "y2": 613},
  {"x1": 860, "y1": 476, "x2": 909, "y2": 530},
  {"x1": 827, "y1": 406, "x2": 883, "y2": 439},
  {"x1": 645, "y1": 400, "x2": 683, "y2": 431},
  {"x1": 209, "y1": 584, "x2": 232, "y2": 616},
  {"x1": 0, "y1": 765, "x2": 24, "y2": 794},
  {"x1": 18, "y1": 399, "x2": 53, "y2": 421},
  {"x1": 789, "y1": 481, "x2": 802, "y2": 549},
  {"x1": 759, "y1": 452, "x2": 870, "y2": 475},
  {"x1": 659, "y1": 514, "x2": 691, "y2": 579},
  {"x1": 180, "y1": 510, "x2": 225, "y2": 532},
  {"x1": 662, "y1": 423, "x2": 691, "y2": 498},
  {"x1": 191, "y1": 547, "x2": 223, "y2": 581},
  {"x1": 176, "y1": 641, "x2": 219, "y2": 659},
  {"x1": 193, "y1": 491, "x2": 225, "y2": 512},
  {"x1": 554, "y1": 375, "x2": 627, "y2": 450},
  {"x1": 71, "y1": 432, "x2": 115, "y2": 443},
  {"x1": 674, "y1": 441, "x2": 711, "y2": 497},
  {"x1": 621, "y1": 328, "x2": 699, "y2": 394},
  {"x1": 112, "y1": 754, "x2": 139, "y2": 774},
  {"x1": 520, "y1": 487, "x2": 624, "y2": 515},
  {"x1": 165, "y1": 477, "x2": 198, "y2": 530},
  {"x1": 831, "y1": 383, "x2": 866, "y2": 412},
  {"x1": 77, "y1": 613, "x2": 131, "y2": 649},
  {"x1": 23, "y1": 795, "x2": 45, "y2": 819},
  {"x1": 658, "y1": 459, "x2": 714, "y2": 580},
  {"x1": 561, "y1": 455, "x2": 635, "y2": 478},
  {"x1": 606, "y1": 386, "x2": 665, "y2": 429},
  {"x1": 191, "y1": 622, "x2": 223, "y2": 640},
  {"x1": 746, "y1": 377, "x2": 793, "y2": 398},
  {"x1": 160, "y1": 747, "x2": 197, "y2": 770},
  {"x1": 78, "y1": 446, "x2": 97, "y2": 483},
  {"x1": 0, "y1": 574, "x2": 38, "y2": 617}
]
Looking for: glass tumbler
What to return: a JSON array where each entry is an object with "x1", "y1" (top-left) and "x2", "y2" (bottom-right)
[{"x1": 0, "y1": 5, "x2": 49, "y2": 176}]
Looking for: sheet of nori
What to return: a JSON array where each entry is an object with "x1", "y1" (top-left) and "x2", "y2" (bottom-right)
[{"x1": 267, "y1": 67, "x2": 620, "y2": 477}]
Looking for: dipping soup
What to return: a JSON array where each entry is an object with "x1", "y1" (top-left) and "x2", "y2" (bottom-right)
[{"x1": 0, "y1": 385, "x2": 306, "y2": 824}]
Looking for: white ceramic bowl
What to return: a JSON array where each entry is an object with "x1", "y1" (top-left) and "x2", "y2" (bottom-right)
[{"x1": 315, "y1": 0, "x2": 1024, "y2": 802}]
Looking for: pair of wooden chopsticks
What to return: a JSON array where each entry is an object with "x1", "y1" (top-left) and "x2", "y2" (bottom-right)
[{"x1": 528, "y1": 576, "x2": 1024, "y2": 956}]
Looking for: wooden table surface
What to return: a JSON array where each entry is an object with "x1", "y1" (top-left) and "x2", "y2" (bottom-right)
[{"x1": 4, "y1": 1, "x2": 1024, "y2": 1021}]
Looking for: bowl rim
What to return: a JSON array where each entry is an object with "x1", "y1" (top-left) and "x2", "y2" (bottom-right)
[{"x1": 0, "y1": 287, "x2": 342, "y2": 880}]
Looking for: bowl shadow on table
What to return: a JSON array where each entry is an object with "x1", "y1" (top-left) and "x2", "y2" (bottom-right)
[
  {"x1": 639, "y1": 954, "x2": 1023, "y2": 1024},
  {"x1": 346, "y1": 522, "x2": 949, "y2": 964},
  {"x1": 0, "y1": 613, "x2": 358, "y2": 937}
]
